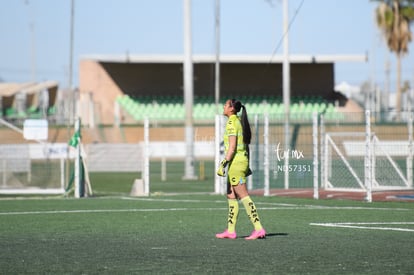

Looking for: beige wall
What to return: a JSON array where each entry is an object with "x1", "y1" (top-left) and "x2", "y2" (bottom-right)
[
  {"x1": 79, "y1": 59, "x2": 335, "y2": 125},
  {"x1": 79, "y1": 60, "x2": 124, "y2": 125}
]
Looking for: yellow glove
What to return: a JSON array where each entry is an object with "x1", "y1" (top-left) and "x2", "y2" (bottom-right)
[{"x1": 216, "y1": 159, "x2": 229, "y2": 177}]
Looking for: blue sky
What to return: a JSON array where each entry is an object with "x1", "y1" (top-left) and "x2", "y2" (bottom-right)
[{"x1": 1, "y1": 0, "x2": 413, "y2": 92}]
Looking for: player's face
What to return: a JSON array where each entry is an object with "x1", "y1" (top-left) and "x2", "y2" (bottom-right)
[{"x1": 223, "y1": 100, "x2": 234, "y2": 117}]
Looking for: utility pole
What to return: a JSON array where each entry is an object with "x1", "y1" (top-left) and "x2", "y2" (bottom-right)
[
  {"x1": 25, "y1": 0, "x2": 36, "y2": 82},
  {"x1": 385, "y1": 59, "x2": 390, "y2": 111},
  {"x1": 183, "y1": 0, "x2": 197, "y2": 180},
  {"x1": 215, "y1": 0, "x2": 220, "y2": 114},
  {"x1": 69, "y1": 0, "x2": 74, "y2": 90},
  {"x1": 283, "y1": 0, "x2": 290, "y2": 189}
]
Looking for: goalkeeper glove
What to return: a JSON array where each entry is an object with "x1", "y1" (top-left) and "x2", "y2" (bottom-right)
[{"x1": 216, "y1": 159, "x2": 229, "y2": 177}]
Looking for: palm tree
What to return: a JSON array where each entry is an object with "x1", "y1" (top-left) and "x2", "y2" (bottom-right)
[{"x1": 373, "y1": 0, "x2": 414, "y2": 120}]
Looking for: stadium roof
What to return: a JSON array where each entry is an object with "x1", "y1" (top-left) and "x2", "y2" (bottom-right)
[
  {"x1": 0, "y1": 82, "x2": 35, "y2": 97},
  {"x1": 0, "y1": 81, "x2": 58, "y2": 97},
  {"x1": 21, "y1": 81, "x2": 59, "y2": 95},
  {"x1": 80, "y1": 54, "x2": 368, "y2": 64}
]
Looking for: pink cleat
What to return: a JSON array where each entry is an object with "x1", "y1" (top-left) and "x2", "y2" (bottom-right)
[
  {"x1": 245, "y1": 228, "x2": 266, "y2": 240},
  {"x1": 216, "y1": 229, "x2": 237, "y2": 239}
]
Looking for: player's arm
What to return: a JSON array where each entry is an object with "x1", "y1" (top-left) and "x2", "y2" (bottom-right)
[
  {"x1": 225, "y1": 135, "x2": 237, "y2": 162},
  {"x1": 217, "y1": 135, "x2": 237, "y2": 177}
]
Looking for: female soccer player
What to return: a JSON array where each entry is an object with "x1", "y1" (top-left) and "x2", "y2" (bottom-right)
[{"x1": 216, "y1": 99, "x2": 266, "y2": 240}]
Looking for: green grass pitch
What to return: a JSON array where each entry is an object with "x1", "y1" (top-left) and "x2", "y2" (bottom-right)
[
  {"x1": 1, "y1": 195, "x2": 414, "y2": 274},
  {"x1": 1, "y1": 160, "x2": 414, "y2": 274}
]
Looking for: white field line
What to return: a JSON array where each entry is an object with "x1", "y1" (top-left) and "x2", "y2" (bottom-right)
[
  {"x1": 0, "y1": 197, "x2": 411, "y2": 216},
  {"x1": 0, "y1": 196, "x2": 411, "y2": 212},
  {"x1": 268, "y1": 190, "x2": 313, "y2": 195},
  {"x1": 310, "y1": 222, "x2": 414, "y2": 232},
  {"x1": 0, "y1": 208, "x2": 227, "y2": 216},
  {"x1": 0, "y1": 205, "x2": 410, "y2": 216},
  {"x1": 122, "y1": 197, "x2": 411, "y2": 211},
  {"x1": 0, "y1": 206, "x2": 338, "y2": 216}
]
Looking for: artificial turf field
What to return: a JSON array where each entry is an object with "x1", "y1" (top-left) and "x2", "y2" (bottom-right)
[
  {"x1": 1, "y1": 194, "x2": 414, "y2": 274},
  {"x1": 1, "y1": 160, "x2": 414, "y2": 274}
]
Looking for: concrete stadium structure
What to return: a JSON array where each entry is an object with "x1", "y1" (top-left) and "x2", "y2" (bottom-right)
[{"x1": 79, "y1": 54, "x2": 367, "y2": 125}]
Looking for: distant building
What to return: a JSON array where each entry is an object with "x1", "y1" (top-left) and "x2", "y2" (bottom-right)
[
  {"x1": 0, "y1": 81, "x2": 58, "y2": 121},
  {"x1": 79, "y1": 54, "x2": 366, "y2": 125}
]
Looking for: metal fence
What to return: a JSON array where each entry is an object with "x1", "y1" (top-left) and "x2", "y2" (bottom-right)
[
  {"x1": 219, "y1": 111, "x2": 413, "y2": 201},
  {"x1": 0, "y1": 110, "x2": 413, "y2": 200}
]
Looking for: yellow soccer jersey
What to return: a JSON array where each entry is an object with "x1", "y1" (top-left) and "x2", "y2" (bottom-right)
[{"x1": 224, "y1": 114, "x2": 246, "y2": 156}]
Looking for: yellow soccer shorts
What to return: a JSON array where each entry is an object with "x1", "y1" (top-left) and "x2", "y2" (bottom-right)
[{"x1": 227, "y1": 155, "x2": 249, "y2": 186}]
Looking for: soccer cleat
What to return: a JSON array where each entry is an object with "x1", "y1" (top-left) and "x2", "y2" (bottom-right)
[
  {"x1": 245, "y1": 228, "x2": 266, "y2": 240},
  {"x1": 216, "y1": 229, "x2": 237, "y2": 239}
]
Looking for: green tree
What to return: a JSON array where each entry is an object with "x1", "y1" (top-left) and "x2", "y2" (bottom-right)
[{"x1": 373, "y1": 0, "x2": 414, "y2": 119}]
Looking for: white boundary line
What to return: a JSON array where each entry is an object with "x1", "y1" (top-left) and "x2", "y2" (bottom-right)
[
  {"x1": 310, "y1": 222, "x2": 414, "y2": 232},
  {"x1": 0, "y1": 197, "x2": 411, "y2": 216},
  {"x1": 0, "y1": 206, "x2": 351, "y2": 216},
  {"x1": 0, "y1": 206, "x2": 410, "y2": 216},
  {"x1": 123, "y1": 197, "x2": 411, "y2": 211},
  {"x1": 0, "y1": 208, "x2": 227, "y2": 216}
]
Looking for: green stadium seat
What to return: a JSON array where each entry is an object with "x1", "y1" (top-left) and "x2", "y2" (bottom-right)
[
  {"x1": 115, "y1": 95, "x2": 337, "y2": 122},
  {"x1": 48, "y1": 106, "x2": 56, "y2": 116}
]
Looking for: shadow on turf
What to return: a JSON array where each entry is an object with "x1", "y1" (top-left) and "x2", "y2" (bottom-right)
[{"x1": 239, "y1": 232, "x2": 288, "y2": 239}]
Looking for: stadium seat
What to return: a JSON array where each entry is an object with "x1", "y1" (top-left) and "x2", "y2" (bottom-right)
[{"x1": 115, "y1": 95, "x2": 341, "y2": 122}]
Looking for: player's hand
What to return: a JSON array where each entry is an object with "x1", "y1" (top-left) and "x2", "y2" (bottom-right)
[{"x1": 216, "y1": 159, "x2": 229, "y2": 177}]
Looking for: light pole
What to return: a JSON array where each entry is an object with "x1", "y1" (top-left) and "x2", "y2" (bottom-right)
[
  {"x1": 69, "y1": 0, "x2": 74, "y2": 90},
  {"x1": 283, "y1": 0, "x2": 290, "y2": 189},
  {"x1": 25, "y1": 0, "x2": 36, "y2": 82},
  {"x1": 183, "y1": 0, "x2": 197, "y2": 180},
  {"x1": 215, "y1": 0, "x2": 220, "y2": 114}
]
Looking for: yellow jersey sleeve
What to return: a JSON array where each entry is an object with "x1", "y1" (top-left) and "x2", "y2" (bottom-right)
[{"x1": 224, "y1": 115, "x2": 246, "y2": 155}]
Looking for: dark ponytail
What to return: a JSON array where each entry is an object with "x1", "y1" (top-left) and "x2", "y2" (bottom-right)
[
  {"x1": 230, "y1": 99, "x2": 252, "y2": 145},
  {"x1": 240, "y1": 105, "x2": 252, "y2": 145}
]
